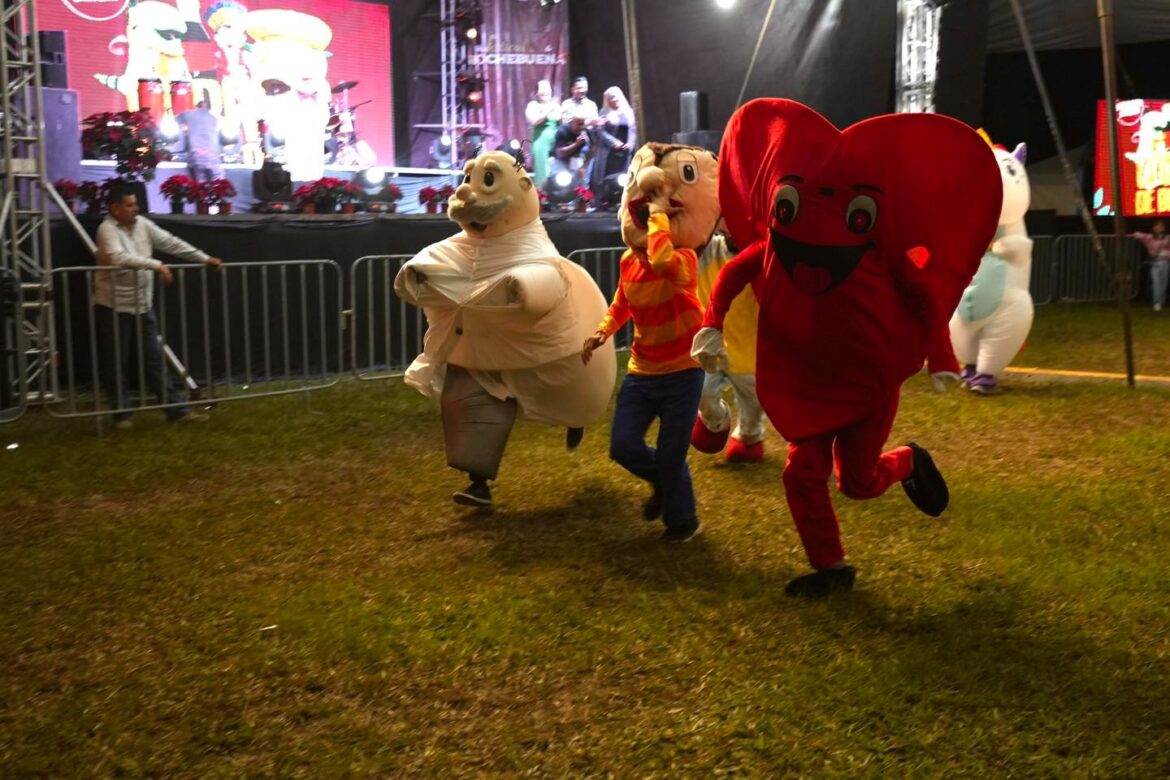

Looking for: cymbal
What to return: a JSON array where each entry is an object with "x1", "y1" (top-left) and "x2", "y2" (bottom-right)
[
  {"x1": 331, "y1": 80, "x2": 359, "y2": 94},
  {"x1": 261, "y1": 79, "x2": 290, "y2": 96}
]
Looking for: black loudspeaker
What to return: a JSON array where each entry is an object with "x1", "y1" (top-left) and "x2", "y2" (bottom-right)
[
  {"x1": 37, "y1": 30, "x2": 68, "y2": 89},
  {"x1": 40, "y1": 88, "x2": 82, "y2": 187},
  {"x1": 671, "y1": 130, "x2": 722, "y2": 155},
  {"x1": 679, "y1": 91, "x2": 709, "y2": 133}
]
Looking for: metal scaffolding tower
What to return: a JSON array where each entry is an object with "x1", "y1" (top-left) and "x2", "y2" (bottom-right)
[
  {"x1": 1, "y1": 0, "x2": 56, "y2": 419},
  {"x1": 895, "y1": 0, "x2": 942, "y2": 114},
  {"x1": 412, "y1": 0, "x2": 484, "y2": 168}
]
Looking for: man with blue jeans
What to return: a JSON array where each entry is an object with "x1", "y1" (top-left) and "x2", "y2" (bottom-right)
[
  {"x1": 1134, "y1": 219, "x2": 1170, "y2": 312},
  {"x1": 94, "y1": 184, "x2": 224, "y2": 428}
]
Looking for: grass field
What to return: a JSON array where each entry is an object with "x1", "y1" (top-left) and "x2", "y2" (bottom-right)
[{"x1": 1, "y1": 303, "x2": 1169, "y2": 776}]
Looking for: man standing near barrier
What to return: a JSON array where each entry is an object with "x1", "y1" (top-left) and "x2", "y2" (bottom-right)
[{"x1": 94, "y1": 184, "x2": 224, "y2": 428}]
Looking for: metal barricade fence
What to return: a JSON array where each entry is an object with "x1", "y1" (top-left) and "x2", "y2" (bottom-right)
[
  {"x1": 47, "y1": 259, "x2": 343, "y2": 419},
  {"x1": 0, "y1": 267, "x2": 26, "y2": 422},
  {"x1": 1051, "y1": 234, "x2": 1141, "y2": 303},
  {"x1": 349, "y1": 254, "x2": 423, "y2": 380},
  {"x1": 1029, "y1": 235, "x2": 1055, "y2": 305},
  {"x1": 566, "y1": 247, "x2": 632, "y2": 350}
]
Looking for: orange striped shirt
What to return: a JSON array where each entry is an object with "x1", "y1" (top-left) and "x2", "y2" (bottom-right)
[{"x1": 598, "y1": 212, "x2": 702, "y2": 375}]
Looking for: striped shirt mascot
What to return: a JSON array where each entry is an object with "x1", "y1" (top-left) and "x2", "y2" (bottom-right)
[{"x1": 581, "y1": 143, "x2": 721, "y2": 543}]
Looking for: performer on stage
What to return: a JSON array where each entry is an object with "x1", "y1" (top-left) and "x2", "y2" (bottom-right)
[
  {"x1": 203, "y1": 1, "x2": 262, "y2": 165},
  {"x1": 590, "y1": 86, "x2": 637, "y2": 191},
  {"x1": 525, "y1": 80, "x2": 560, "y2": 189}
]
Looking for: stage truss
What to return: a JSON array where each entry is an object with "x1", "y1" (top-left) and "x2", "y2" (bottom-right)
[
  {"x1": 1, "y1": 0, "x2": 57, "y2": 419},
  {"x1": 896, "y1": 0, "x2": 942, "y2": 114}
]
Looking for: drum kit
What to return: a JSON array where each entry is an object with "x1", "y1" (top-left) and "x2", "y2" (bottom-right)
[
  {"x1": 258, "y1": 78, "x2": 377, "y2": 166},
  {"x1": 326, "y1": 80, "x2": 376, "y2": 166}
]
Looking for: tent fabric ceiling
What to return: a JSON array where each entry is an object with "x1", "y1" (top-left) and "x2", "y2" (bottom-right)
[{"x1": 987, "y1": 0, "x2": 1170, "y2": 52}]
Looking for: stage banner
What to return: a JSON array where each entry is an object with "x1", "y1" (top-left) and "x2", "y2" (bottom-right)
[
  {"x1": 1094, "y1": 98, "x2": 1170, "y2": 217},
  {"x1": 37, "y1": 0, "x2": 393, "y2": 169},
  {"x1": 475, "y1": 0, "x2": 568, "y2": 160}
]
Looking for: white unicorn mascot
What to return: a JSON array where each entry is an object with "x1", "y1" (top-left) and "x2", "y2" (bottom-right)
[{"x1": 948, "y1": 138, "x2": 1033, "y2": 395}]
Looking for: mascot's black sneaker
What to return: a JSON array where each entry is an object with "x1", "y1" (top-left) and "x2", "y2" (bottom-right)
[
  {"x1": 901, "y1": 442, "x2": 949, "y2": 517},
  {"x1": 566, "y1": 427, "x2": 585, "y2": 450},
  {"x1": 642, "y1": 485, "x2": 663, "y2": 521},
  {"x1": 453, "y1": 480, "x2": 492, "y2": 507},
  {"x1": 660, "y1": 521, "x2": 701, "y2": 543},
  {"x1": 785, "y1": 565, "x2": 856, "y2": 599}
]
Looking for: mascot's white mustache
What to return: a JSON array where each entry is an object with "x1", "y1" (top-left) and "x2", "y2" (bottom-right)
[{"x1": 449, "y1": 195, "x2": 514, "y2": 224}]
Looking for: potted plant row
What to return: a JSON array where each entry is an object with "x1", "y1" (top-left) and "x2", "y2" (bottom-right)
[
  {"x1": 418, "y1": 184, "x2": 456, "y2": 214},
  {"x1": 293, "y1": 177, "x2": 363, "y2": 214},
  {"x1": 160, "y1": 175, "x2": 238, "y2": 214}
]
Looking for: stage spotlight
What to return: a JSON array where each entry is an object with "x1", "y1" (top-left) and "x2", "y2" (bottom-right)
[
  {"x1": 553, "y1": 170, "x2": 573, "y2": 189},
  {"x1": 457, "y1": 72, "x2": 486, "y2": 110},
  {"x1": 465, "y1": 27, "x2": 478, "y2": 41},
  {"x1": 597, "y1": 172, "x2": 626, "y2": 211},
  {"x1": 430, "y1": 134, "x2": 454, "y2": 167},
  {"x1": 360, "y1": 167, "x2": 387, "y2": 187},
  {"x1": 715, "y1": 0, "x2": 736, "y2": 8},
  {"x1": 496, "y1": 138, "x2": 526, "y2": 167}
]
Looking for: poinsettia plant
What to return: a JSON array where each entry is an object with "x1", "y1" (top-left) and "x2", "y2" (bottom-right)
[
  {"x1": 77, "y1": 181, "x2": 105, "y2": 213},
  {"x1": 574, "y1": 185, "x2": 594, "y2": 204},
  {"x1": 80, "y1": 110, "x2": 170, "y2": 182},
  {"x1": 160, "y1": 174, "x2": 200, "y2": 203},
  {"x1": 200, "y1": 178, "x2": 238, "y2": 206},
  {"x1": 53, "y1": 179, "x2": 79, "y2": 200},
  {"x1": 382, "y1": 182, "x2": 403, "y2": 202},
  {"x1": 436, "y1": 184, "x2": 456, "y2": 203},
  {"x1": 418, "y1": 185, "x2": 437, "y2": 204}
]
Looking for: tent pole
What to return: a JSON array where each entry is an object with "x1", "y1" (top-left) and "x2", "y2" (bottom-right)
[
  {"x1": 1097, "y1": 0, "x2": 1136, "y2": 388},
  {"x1": 620, "y1": 0, "x2": 645, "y2": 145},
  {"x1": 1007, "y1": 0, "x2": 1136, "y2": 387}
]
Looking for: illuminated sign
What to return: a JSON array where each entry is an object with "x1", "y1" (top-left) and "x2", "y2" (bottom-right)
[{"x1": 1094, "y1": 98, "x2": 1170, "y2": 217}]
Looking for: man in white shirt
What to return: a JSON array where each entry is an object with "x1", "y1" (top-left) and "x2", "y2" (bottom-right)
[
  {"x1": 558, "y1": 76, "x2": 599, "y2": 125},
  {"x1": 94, "y1": 184, "x2": 224, "y2": 428}
]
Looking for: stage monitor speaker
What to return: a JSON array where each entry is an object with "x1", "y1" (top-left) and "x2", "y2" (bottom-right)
[
  {"x1": 671, "y1": 130, "x2": 722, "y2": 155},
  {"x1": 36, "y1": 30, "x2": 68, "y2": 89},
  {"x1": 679, "y1": 91, "x2": 709, "y2": 134},
  {"x1": 40, "y1": 88, "x2": 82, "y2": 186}
]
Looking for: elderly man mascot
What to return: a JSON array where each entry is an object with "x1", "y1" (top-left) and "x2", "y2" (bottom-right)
[
  {"x1": 395, "y1": 152, "x2": 617, "y2": 507},
  {"x1": 693, "y1": 99, "x2": 1002, "y2": 597}
]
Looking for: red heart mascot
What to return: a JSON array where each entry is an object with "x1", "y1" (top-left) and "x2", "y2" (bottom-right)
[{"x1": 696, "y1": 99, "x2": 1002, "y2": 597}]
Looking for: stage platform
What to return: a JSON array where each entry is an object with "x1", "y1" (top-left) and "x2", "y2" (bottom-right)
[
  {"x1": 75, "y1": 160, "x2": 465, "y2": 216},
  {"x1": 50, "y1": 209, "x2": 623, "y2": 269}
]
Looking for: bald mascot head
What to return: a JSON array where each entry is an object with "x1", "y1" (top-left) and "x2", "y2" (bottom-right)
[{"x1": 448, "y1": 151, "x2": 540, "y2": 238}]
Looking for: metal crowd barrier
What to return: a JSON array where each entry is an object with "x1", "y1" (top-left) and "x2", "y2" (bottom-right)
[
  {"x1": 1028, "y1": 235, "x2": 1055, "y2": 305},
  {"x1": 1048, "y1": 234, "x2": 1142, "y2": 303},
  {"x1": 348, "y1": 254, "x2": 424, "y2": 380},
  {"x1": 47, "y1": 259, "x2": 343, "y2": 419},
  {"x1": 566, "y1": 246, "x2": 632, "y2": 350}
]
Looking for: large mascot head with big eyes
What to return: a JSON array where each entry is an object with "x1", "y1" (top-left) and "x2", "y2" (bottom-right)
[
  {"x1": 620, "y1": 143, "x2": 720, "y2": 251},
  {"x1": 448, "y1": 150, "x2": 539, "y2": 239},
  {"x1": 720, "y1": 99, "x2": 1002, "y2": 310},
  {"x1": 994, "y1": 142, "x2": 1030, "y2": 227}
]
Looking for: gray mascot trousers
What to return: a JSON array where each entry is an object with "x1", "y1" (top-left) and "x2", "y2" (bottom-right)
[{"x1": 441, "y1": 364, "x2": 518, "y2": 481}]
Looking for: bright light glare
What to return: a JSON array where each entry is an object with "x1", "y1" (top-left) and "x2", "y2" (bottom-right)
[
  {"x1": 508, "y1": 139, "x2": 522, "y2": 150},
  {"x1": 440, "y1": 133, "x2": 452, "y2": 147},
  {"x1": 715, "y1": 0, "x2": 736, "y2": 8},
  {"x1": 553, "y1": 171, "x2": 573, "y2": 188},
  {"x1": 466, "y1": 27, "x2": 478, "y2": 40},
  {"x1": 362, "y1": 167, "x2": 387, "y2": 186},
  {"x1": 5, "y1": 443, "x2": 17, "y2": 451},
  {"x1": 159, "y1": 115, "x2": 181, "y2": 139},
  {"x1": 617, "y1": 173, "x2": 629, "y2": 187}
]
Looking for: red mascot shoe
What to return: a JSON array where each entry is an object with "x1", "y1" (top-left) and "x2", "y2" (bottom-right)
[
  {"x1": 724, "y1": 437, "x2": 764, "y2": 463},
  {"x1": 691, "y1": 415, "x2": 729, "y2": 454}
]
